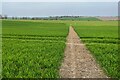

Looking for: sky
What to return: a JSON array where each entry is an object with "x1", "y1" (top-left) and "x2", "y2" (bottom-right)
[
  {"x1": 1, "y1": 2, "x2": 118, "y2": 17},
  {"x1": 2, "y1": 0, "x2": 119, "y2": 2}
]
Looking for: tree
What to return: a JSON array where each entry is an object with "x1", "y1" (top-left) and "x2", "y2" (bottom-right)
[
  {"x1": 4, "y1": 15, "x2": 7, "y2": 19},
  {"x1": 0, "y1": 15, "x2": 2, "y2": 19}
]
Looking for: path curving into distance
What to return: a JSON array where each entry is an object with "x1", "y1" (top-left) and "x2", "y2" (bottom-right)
[{"x1": 59, "y1": 26, "x2": 108, "y2": 78}]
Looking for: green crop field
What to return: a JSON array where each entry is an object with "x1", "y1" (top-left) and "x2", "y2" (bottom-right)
[
  {"x1": 2, "y1": 20, "x2": 119, "y2": 78},
  {"x1": 2, "y1": 20, "x2": 68, "y2": 78},
  {"x1": 72, "y1": 21, "x2": 119, "y2": 78}
]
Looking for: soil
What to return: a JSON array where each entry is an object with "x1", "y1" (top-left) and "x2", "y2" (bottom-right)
[{"x1": 59, "y1": 26, "x2": 108, "y2": 78}]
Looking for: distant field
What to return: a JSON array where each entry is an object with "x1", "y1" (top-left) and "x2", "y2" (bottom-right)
[
  {"x1": 58, "y1": 17, "x2": 100, "y2": 21},
  {"x1": 2, "y1": 20, "x2": 119, "y2": 78},
  {"x1": 2, "y1": 20, "x2": 68, "y2": 78},
  {"x1": 72, "y1": 21, "x2": 119, "y2": 78},
  {"x1": 97, "y1": 16, "x2": 118, "y2": 21}
]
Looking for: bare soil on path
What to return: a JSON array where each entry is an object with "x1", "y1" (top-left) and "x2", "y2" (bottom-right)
[{"x1": 59, "y1": 26, "x2": 108, "y2": 78}]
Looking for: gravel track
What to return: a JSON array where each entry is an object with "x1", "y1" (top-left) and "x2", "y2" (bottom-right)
[{"x1": 59, "y1": 26, "x2": 108, "y2": 78}]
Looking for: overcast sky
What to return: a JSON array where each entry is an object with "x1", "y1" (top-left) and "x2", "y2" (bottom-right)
[
  {"x1": 2, "y1": 0, "x2": 119, "y2": 2},
  {"x1": 2, "y1": 2, "x2": 118, "y2": 17}
]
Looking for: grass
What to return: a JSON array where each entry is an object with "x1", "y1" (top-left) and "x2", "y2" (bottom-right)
[
  {"x1": 3, "y1": 39, "x2": 65, "y2": 78},
  {"x1": 0, "y1": 20, "x2": 2, "y2": 79},
  {"x1": 2, "y1": 20, "x2": 119, "y2": 78},
  {"x1": 73, "y1": 21, "x2": 119, "y2": 78},
  {"x1": 2, "y1": 20, "x2": 69, "y2": 78}
]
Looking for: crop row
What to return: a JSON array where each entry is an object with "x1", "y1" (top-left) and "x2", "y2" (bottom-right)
[
  {"x1": 81, "y1": 38, "x2": 119, "y2": 44},
  {"x1": 2, "y1": 34, "x2": 67, "y2": 38},
  {"x1": 2, "y1": 36, "x2": 66, "y2": 41}
]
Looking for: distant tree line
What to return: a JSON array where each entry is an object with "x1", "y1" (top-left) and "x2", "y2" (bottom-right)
[{"x1": 0, "y1": 14, "x2": 94, "y2": 20}]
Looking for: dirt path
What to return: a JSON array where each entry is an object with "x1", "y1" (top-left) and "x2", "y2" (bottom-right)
[{"x1": 59, "y1": 26, "x2": 108, "y2": 78}]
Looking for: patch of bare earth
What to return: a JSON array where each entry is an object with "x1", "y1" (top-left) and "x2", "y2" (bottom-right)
[{"x1": 59, "y1": 26, "x2": 108, "y2": 78}]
